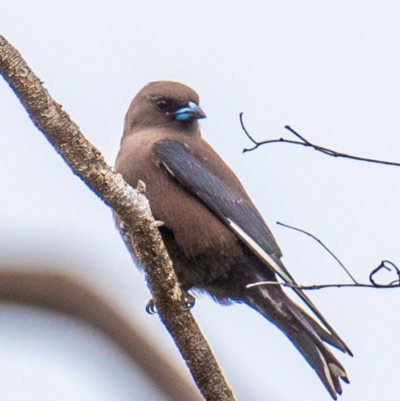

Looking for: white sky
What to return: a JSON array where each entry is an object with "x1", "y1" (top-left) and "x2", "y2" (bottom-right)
[{"x1": 1, "y1": 1, "x2": 400, "y2": 400}]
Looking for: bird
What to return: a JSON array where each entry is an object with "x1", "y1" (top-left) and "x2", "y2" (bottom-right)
[{"x1": 114, "y1": 81, "x2": 352, "y2": 399}]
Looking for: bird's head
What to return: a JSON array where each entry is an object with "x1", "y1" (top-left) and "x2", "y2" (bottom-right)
[{"x1": 124, "y1": 81, "x2": 206, "y2": 137}]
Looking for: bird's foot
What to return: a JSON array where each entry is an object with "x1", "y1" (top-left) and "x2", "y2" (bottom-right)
[
  {"x1": 182, "y1": 290, "x2": 196, "y2": 309},
  {"x1": 145, "y1": 291, "x2": 195, "y2": 314},
  {"x1": 145, "y1": 298, "x2": 157, "y2": 314}
]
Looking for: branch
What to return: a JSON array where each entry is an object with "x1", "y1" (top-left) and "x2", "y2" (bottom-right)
[
  {"x1": 240, "y1": 113, "x2": 400, "y2": 167},
  {"x1": 0, "y1": 36, "x2": 234, "y2": 401},
  {"x1": 276, "y1": 221, "x2": 358, "y2": 284},
  {"x1": 0, "y1": 269, "x2": 202, "y2": 401},
  {"x1": 272, "y1": 222, "x2": 400, "y2": 290},
  {"x1": 247, "y1": 260, "x2": 400, "y2": 290},
  {"x1": 247, "y1": 221, "x2": 400, "y2": 291}
]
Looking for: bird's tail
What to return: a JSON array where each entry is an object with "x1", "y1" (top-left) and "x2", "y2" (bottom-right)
[{"x1": 246, "y1": 285, "x2": 350, "y2": 400}]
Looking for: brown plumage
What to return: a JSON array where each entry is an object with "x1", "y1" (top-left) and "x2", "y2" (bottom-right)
[{"x1": 115, "y1": 81, "x2": 352, "y2": 399}]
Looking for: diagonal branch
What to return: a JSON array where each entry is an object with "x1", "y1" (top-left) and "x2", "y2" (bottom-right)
[{"x1": 0, "y1": 35, "x2": 235, "y2": 401}]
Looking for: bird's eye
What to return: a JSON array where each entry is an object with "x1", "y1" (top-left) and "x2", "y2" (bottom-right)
[{"x1": 156, "y1": 100, "x2": 170, "y2": 112}]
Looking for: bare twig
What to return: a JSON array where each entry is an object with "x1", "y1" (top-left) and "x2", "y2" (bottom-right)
[
  {"x1": 0, "y1": 35, "x2": 234, "y2": 401},
  {"x1": 277, "y1": 221, "x2": 358, "y2": 284},
  {"x1": 240, "y1": 113, "x2": 400, "y2": 167},
  {"x1": 250, "y1": 221, "x2": 400, "y2": 291},
  {"x1": 247, "y1": 259, "x2": 400, "y2": 291},
  {"x1": 369, "y1": 260, "x2": 400, "y2": 287}
]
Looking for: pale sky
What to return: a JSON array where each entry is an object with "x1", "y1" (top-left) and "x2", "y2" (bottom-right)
[{"x1": 1, "y1": 1, "x2": 400, "y2": 400}]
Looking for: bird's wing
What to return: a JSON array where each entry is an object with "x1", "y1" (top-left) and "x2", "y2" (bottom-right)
[
  {"x1": 153, "y1": 139, "x2": 352, "y2": 354},
  {"x1": 154, "y1": 138, "x2": 292, "y2": 282}
]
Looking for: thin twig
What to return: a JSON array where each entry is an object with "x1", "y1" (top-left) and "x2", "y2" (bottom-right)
[
  {"x1": 240, "y1": 113, "x2": 400, "y2": 167},
  {"x1": 277, "y1": 221, "x2": 358, "y2": 284},
  {"x1": 247, "y1": 261, "x2": 400, "y2": 290},
  {"x1": 247, "y1": 281, "x2": 400, "y2": 290},
  {"x1": 273, "y1": 222, "x2": 399, "y2": 290}
]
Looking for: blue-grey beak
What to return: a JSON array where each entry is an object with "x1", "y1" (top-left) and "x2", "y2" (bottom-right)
[{"x1": 174, "y1": 101, "x2": 206, "y2": 121}]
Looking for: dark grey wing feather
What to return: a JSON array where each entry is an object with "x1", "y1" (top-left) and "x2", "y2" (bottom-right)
[{"x1": 153, "y1": 139, "x2": 295, "y2": 279}]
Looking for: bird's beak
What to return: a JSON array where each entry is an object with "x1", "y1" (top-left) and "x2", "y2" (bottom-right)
[{"x1": 174, "y1": 101, "x2": 207, "y2": 121}]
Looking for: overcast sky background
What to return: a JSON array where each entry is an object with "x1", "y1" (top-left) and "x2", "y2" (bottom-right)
[{"x1": 1, "y1": 1, "x2": 400, "y2": 400}]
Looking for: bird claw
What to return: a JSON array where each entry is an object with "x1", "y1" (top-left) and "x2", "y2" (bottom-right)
[
  {"x1": 146, "y1": 293, "x2": 194, "y2": 313},
  {"x1": 154, "y1": 220, "x2": 164, "y2": 228},
  {"x1": 183, "y1": 291, "x2": 196, "y2": 309},
  {"x1": 145, "y1": 298, "x2": 158, "y2": 314}
]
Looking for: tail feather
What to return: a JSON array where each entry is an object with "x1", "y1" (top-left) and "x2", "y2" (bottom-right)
[
  {"x1": 247, "y1": 286, "x2": 349, "y2": 400},
  {"x1": 285, "y1": 295, "x2": 351, "y2": 354}
]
